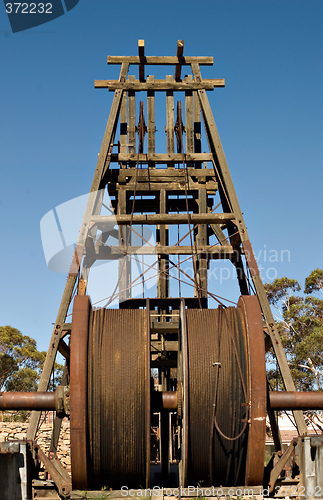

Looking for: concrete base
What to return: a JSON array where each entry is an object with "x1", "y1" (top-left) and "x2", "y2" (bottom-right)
[{"x1": 0, "y1": 441, "x2": 33, "y2": 500}]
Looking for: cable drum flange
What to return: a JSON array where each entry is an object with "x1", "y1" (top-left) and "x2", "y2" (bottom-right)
[
  {"x1": 70, "y1": 299, "x2": 150, "y2": 490},
  {"x1": 180, "y1": 296, "x2": 266, "y2": 488},
  {"x1": 70, "y1": 295, "x2": 91, "y2": 490}
]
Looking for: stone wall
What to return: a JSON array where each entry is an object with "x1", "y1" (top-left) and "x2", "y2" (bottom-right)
[{"x1": 0, "y1": 417, "x2": 71, "y2": 472}]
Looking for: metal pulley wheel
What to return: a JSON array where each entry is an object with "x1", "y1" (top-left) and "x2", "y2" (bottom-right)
[
  {"x1": 178, "y1": 296, "x2": 266, "y2": 487},
  {"x1": 70, "y1": 296, "x2": 150, "y2": 490}
]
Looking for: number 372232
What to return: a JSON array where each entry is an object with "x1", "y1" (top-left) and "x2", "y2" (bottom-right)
[{"x1": 6, "y1": 3, "x2": 53, "y2": 14}]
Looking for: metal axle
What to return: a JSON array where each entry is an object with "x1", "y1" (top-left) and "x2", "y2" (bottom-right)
[
  {"x1": 0, "y1": 386, "x2": 69, "y2": 415},
  {"x1": 1, "y1": 388, "x2": 323, "y2": 413},
  {"x1": 268, "y1": 391, "x2": 323, "y2": 410}
]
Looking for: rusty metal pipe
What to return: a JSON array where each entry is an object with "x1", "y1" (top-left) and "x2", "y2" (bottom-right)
[
  {"x1": 36, "y1": 445, "x2": 72, "y2": 497},
  {"x1": 162, "y1": 391, "x2": 177, "y2": 409},
  {"x1": 151, "y1": 391, "x2": 177, "y2": 412},
  {"x1": 0, "y1": 391, "x2": 57, "y2": 411},
  {"x1": 268, "y1": 391, "x2": 323, "y2": 410}
]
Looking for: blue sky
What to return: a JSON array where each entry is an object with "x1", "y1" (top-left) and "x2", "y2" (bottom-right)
[{"x1": 1, "y1": 0, "x2": 322, "y2": 351}]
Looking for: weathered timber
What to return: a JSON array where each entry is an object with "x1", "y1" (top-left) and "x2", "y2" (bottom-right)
[
  {"x1": 185, "y1": 75, "x2": 194, "y2": 160},
  {"x1": 114, "y1": 181, "x2": 217, "y2": 191},
  {"x1": 193, "y1": 90, "x2": 202, "y2": 167},
  {"x1": 107, "y1": 55, "x2": 214, "y2": 65},
  {"x1": 91, "y1": 213, "x2": 234, "y2": 226},
  {"x1": 127, "y1": 75, "x2": 136, "y2": 154},
  {"x1": 93, "y1": 244, "x2": 234, "y2": 258},
  {"x1": 118, "y1": 188, "x2": 131, "y2": 302},
  {"x1": 108, "y1": 152, "x2": 213, "y2": 162},
  {"x1": 95, "y1": 79, "x2": 224, "y2": 90},
  {"x1": 138, "y1": 39, "x2": 145, "y2": 82},
  {"x1": 147, "y1": 75, "x2": 155, "y2": 155},
  {"x1": 175, "y1": 40, "x2": 184, "y2": 81},
  {"x1": 114, "y1": 167, "x2": 216, "y2": 178},
  {"x1": 158, "y1": 189, "x2": 169, "y2": 299},
  {"x1": 166, "y1": 75, "x2": 175, "y2": 155},
  {"x1": 151, "y1": 340, "x2": 178, "y2": 352},
  {"x1": 119, "y1": 91, "x2": 127, "y2": 166},
  {"x1": 198, "y1": 187, "x2": 208, "y2": 297}
]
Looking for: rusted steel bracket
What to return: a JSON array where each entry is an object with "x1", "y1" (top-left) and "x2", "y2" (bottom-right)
[
  {"x1": 34, "y1": 443, "x2": 72, "y2": 497},
  {"x1": 269, "y1": 438, "x2": 297, "y2": 492}
]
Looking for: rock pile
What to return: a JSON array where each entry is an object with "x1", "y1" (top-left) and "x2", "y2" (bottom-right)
[{"x1": 0, "y1": 416, "x2": 71, "y2": 472}]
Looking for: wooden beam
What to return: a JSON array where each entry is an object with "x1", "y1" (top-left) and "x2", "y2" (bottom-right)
[
  {"x1": 175, "y1": 40, "x2": 184, "y2": 81},
  {"x1": 269, "y1": 439, "x2": 297, "y2": 492},
  {"x1": 119, "y1": 91, "x2": 127, "y2": 166},
  {"x1": 128, "y1": 75, "x2": 136, "y2": 154},
  {"x1": 151, "y1": 341, "x2": 178, "y2": 352},
  {"x1": 109, "y1": 152, "x2": 213, "y2": 163},
  {"x1": 115, "y1": 181, "x2": 217, "y2": 191},
  {"x1": 58, "y1": 338, "x2": 70, "y2": 360},
  {"x1": 91, "y1": 213, "x2": 234, "y2": 226},
  {"x1": 108, "y1": 56, "x2": 214, "y2": 65},
  {"x1": 138, "y1": 39, "x2": 145, "y2": 82},
  {"x1": 158, "y1": 189, "x2": 169, "y2": 299},
  {"x1": 118, "y1": 190, "x2": 131, "y2": 302},
  {"x1": 147, "y1": 75, "x2": 155, "y2": 154},
  {"x1": 166, "y1": 75, "x2": 175, "y2": 156},
  {"x1": 197, "y1": 187, "x2": 208, "y2": 297},
  {"x1": 193, "y1": 90, "x2": 202, "y2": 167},
  {"x1": 185, "y1": 75, "x2": 194, "y2": 160},
  {"x1": 115, "y1": 167, "x2": 216, "y2": 178},
  {"x1": 94, "y1": 244, "x2": 234, "y2": 257},
  {"x1": 95, "y1": 79, "x2": 224, "y2": 90}
]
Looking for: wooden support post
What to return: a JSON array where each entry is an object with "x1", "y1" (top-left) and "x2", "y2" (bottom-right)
[
  {"x1": 191, "y1": 61, "x2": 307, "y2": 435},
  {"x1": 49, "y1": 368, "x2": 69, "y2": 455},
  {"x1": 208, "y1": 208, "x2": 228, "y2": 246},
  {"x1": 147, "y1": 75, "x2": 155, "y2": 156},
  {"x1": 267, "y1": 381, "x2": 283, "y2": 453},
  {"x1": 166, "y1": 75, "x2": 174, "y2": 164},
  {"x1": 120, "y1": 91, "x2": 127, "y2": 167},
  {"x1": 185, "y1": 75, "x2": 193, "y2": 154},
  {"x1": 185, "y1": 75, "x2": 194, "y2": 171},
  {"x1": 128, "y1": 75, "x2": 136, "y2": 154},
  {"x1": 193, "y1": 90, "x2": 202, "y2": 169},
  {"x1": 138, "y1": 39, "x2": 145, "y2": 82},
  {"x1": 175, "y1": 40, "x2": 184, "y2": 81},
  {"x1": 157, "y1": 189, "x2": 169, "y2": 300},
  {"x1": 197, "y1": 188, "x2": 208, "y2": 298},
  {"x1": 80, "y1": 188, "x2": 104, "y2": 285},
  {"x1": 118, "y1": 190, "x2": 131, "y2": 302}
]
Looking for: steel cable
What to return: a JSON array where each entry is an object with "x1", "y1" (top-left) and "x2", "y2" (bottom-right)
[
  {"x1": 185, "y1": 307, "x2": 249, "y2": 487},
  {"x1": 87, "y1": 307, "x2": 149, "y2": 489}
]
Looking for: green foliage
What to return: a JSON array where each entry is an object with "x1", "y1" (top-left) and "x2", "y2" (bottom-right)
[
  {"x1": 305, "y1": 268, "x2": 323, "y2": 295},
  {"x1": 265, "y1": 277, "x2": 301, "y2": 305},
  {"x1": 264, "y1": 270, "x2": 323, "y2": 391},
  {"x1": 0, "y1": 325, "x2": 63, "y2": 392}
]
